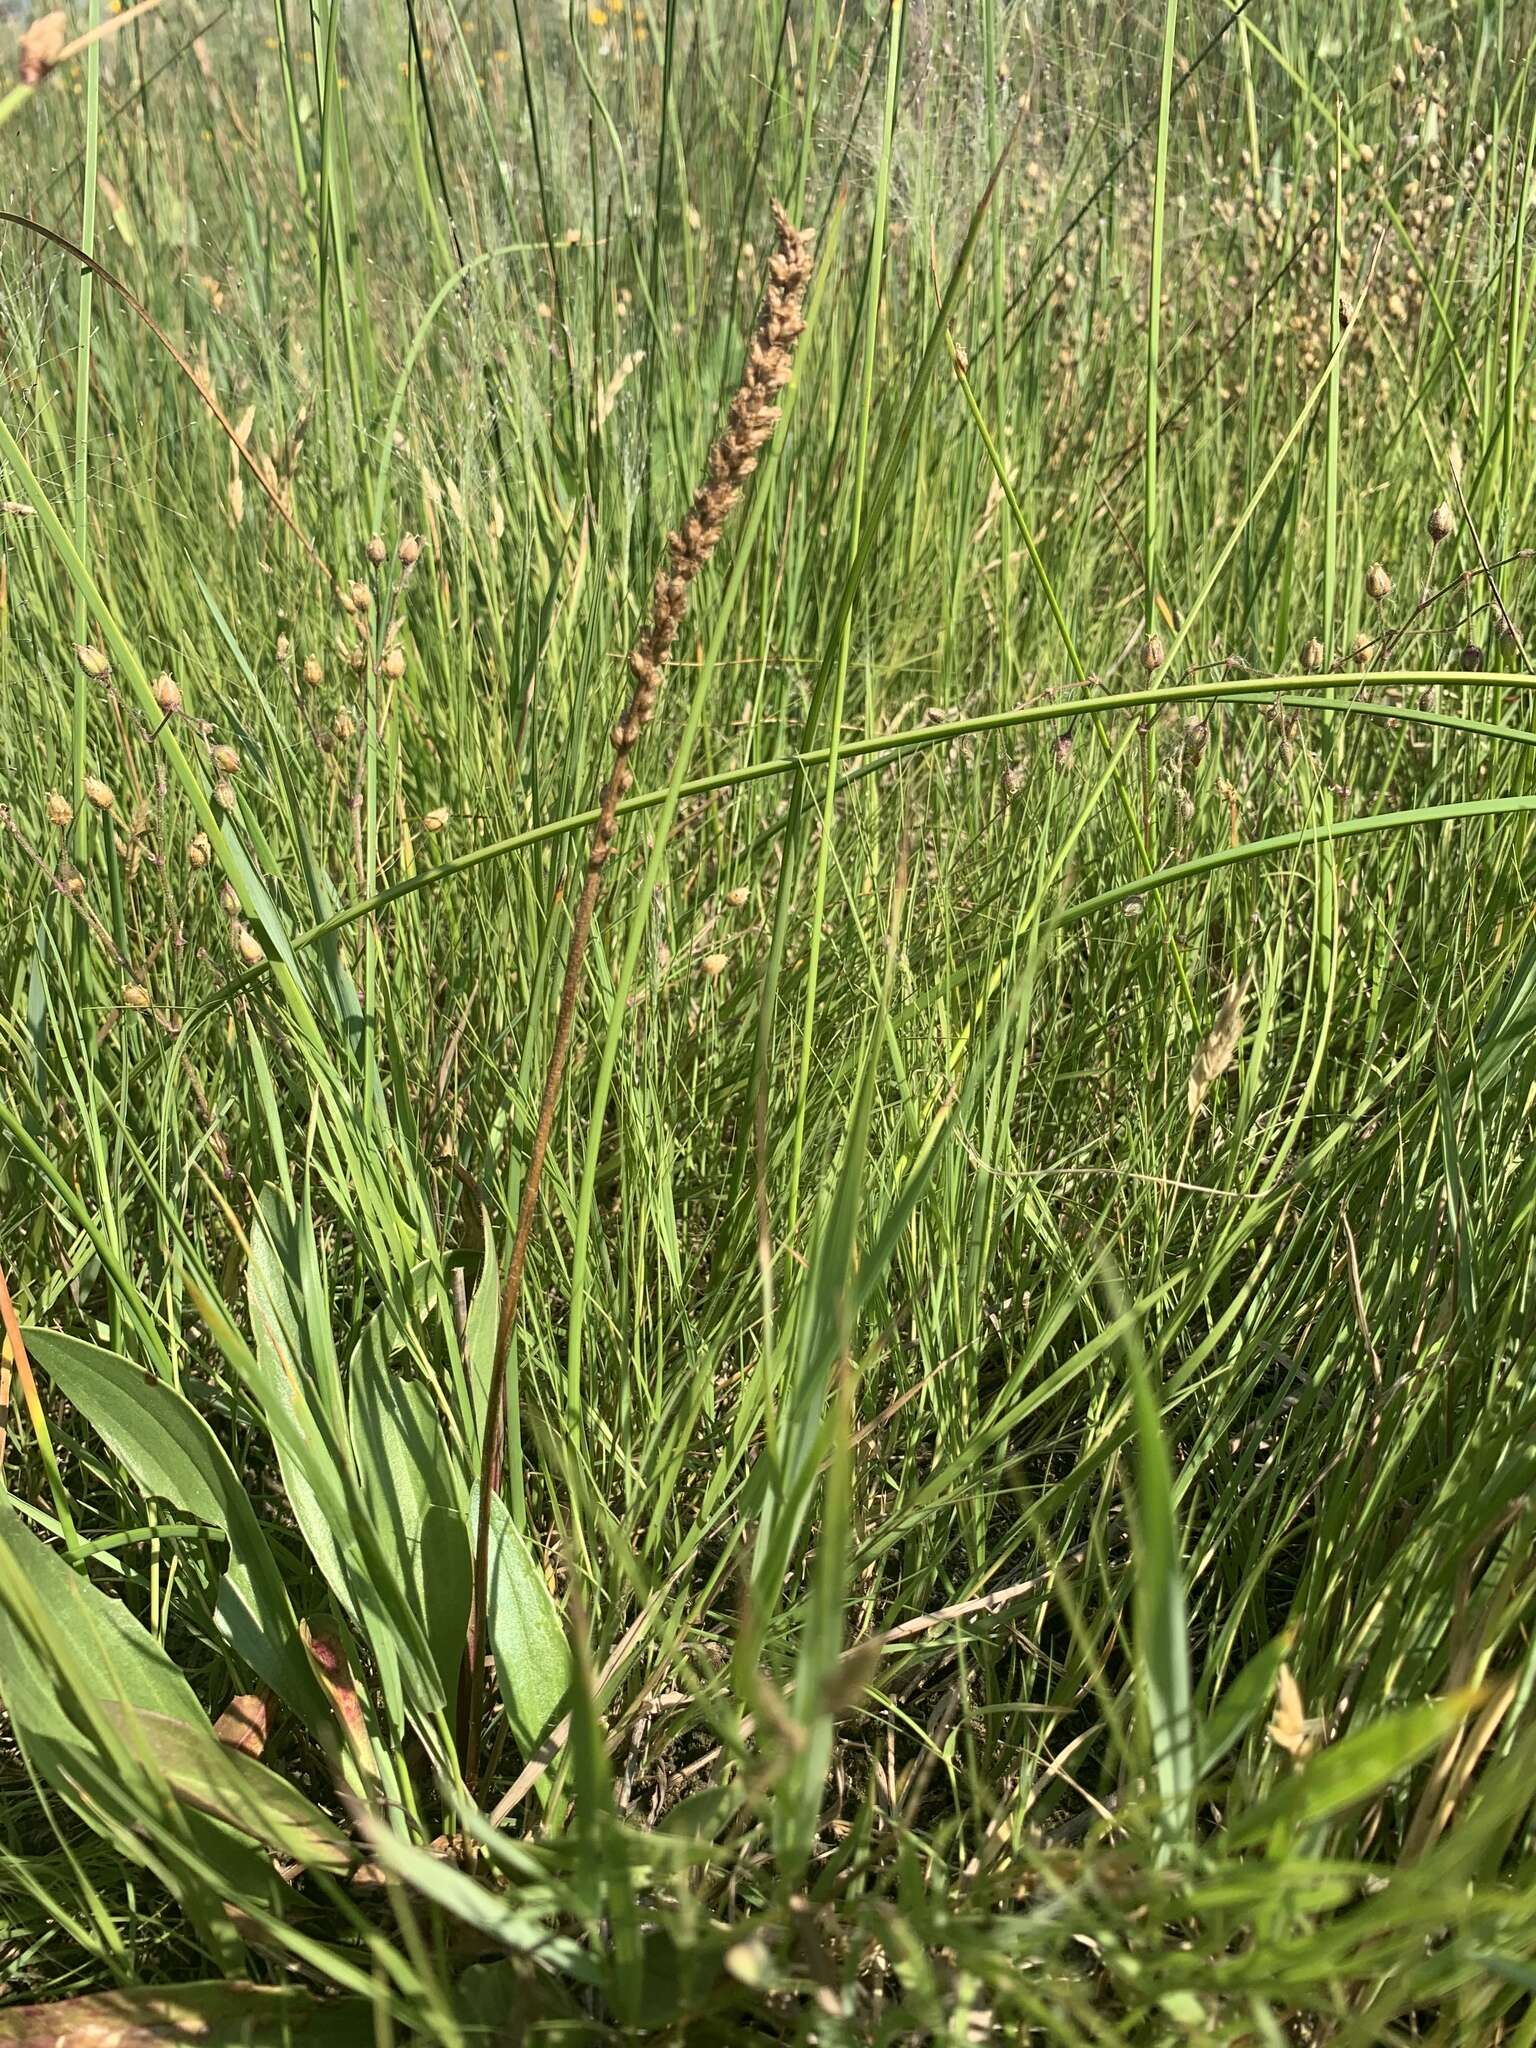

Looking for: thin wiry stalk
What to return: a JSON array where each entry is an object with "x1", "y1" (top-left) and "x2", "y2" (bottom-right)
[{"x1": 462, "y1": 202, "x2": 814, "y2": 1784}]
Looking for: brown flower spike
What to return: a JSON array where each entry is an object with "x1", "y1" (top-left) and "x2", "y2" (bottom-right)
[{"x1": 463, "y1": 204, "x2": 814, "y2": 1782}]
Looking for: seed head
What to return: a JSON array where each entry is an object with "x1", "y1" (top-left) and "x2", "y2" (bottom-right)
[
  {"x1": 213, "y1": 778, "x2": 237, "y2": 812},
  {"x1": 423, "y1": 805, "x2": 450, "y2": 832},
  {"x1": 1054, "y1": 733, "x2": 1074, "y2": 771},
  {"x1": 302, "y1": 655, "x2": 324, "y2": 687},
  {"x1": 219, "y1": 879, "x2": 239, "y2": 916},
  {"x1": 1428, "y1": 501, "x2": 1455, "y2": 544},
  {"x1": 45, "y1": 789, "x2": 73, "y2": 829},
  {"x1": 75, "y1": 643, "x2": 111, "y2": 681},
  {"x1": 333, "y1": 708, "x2": 357, "y2": 742},
  {"x1": 1141, "y1": 633, "x2": 1166, "y2": 673},
  {"x1": 210, "y1": 743, "x2": 241, "y2": 775},
  {"x1": 187, "y1": 830, "x2": 212, "y2": 869},
  {"x1": 348, "y1": 581, "x2": 372, "y2": 614},
  {"x1": 1460, "y1": 642, "x2": 1484, "y2": 671},
  {"x1": 379, "y1": 646, "x2": 407, "y2": 681},
  {"x1": 398, "y1": 533, "x2": 423, "y2": 569},
  {"x1": 152, "y1": 672, "x2": 183, "y2": 715},
  {"x1": 276, "y1": 633, "x2": 292, "y2": 664},
  {"x1": 1301, "y1": 636, "x2": 1325, "y2": 673},
  {"x1": 365, "y1": 533, "x2": 387, "y2": 566},
  {"x1": 725, "y1": 885, "x2": 750, "y2": 909},
  {"x1": 233, "y1": 924, "x2": 266, "y2": 967},
  {"x1": 1366, "y1": 561, "x2": 1392, "y2": 602},
  {"x1": 62, "y1": 865, "x2": 86, "y2": 899},
  {"x1": 121, "y1": 982, "x2": 151, "y2": 1012},
  {"x1": 83, "y1": 775, "x2": 115, "y2": 812},
  {"x1": 701, "y1": 952, "x2": 728, "y2": 981},
  {"x1": 1351, "y1": 632, "x2": 1373, "y2": 666}
]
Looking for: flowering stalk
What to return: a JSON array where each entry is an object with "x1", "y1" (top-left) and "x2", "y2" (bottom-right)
[{"x1": 462, "y1": 203, "x2": 815, "y2": 1782}]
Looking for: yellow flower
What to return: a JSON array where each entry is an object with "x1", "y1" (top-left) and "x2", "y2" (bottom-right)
[{"x1": 589, "y1": 6, "x2": 608, "y2": 22}]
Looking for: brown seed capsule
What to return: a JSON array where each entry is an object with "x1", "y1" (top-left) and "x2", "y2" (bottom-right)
[
  {"x1": 121, "y1": 982, "x2": 151, "y2": 1012},
  {"x1": 1351, "y1": 632, "x2": 1374, "y2": 666},
  {"x1": 1054, "y1": 733, "x2": 1074, "y2": 771},
  {"x1": 397, "y1": 532, "x2": 423, "y2": 569},
  {"x1": 1301, "y1": 637, "x2": 1325, "y2": 673},
  {"x1": 83, "y1": 775, "x2": 115, "y2": 812},
  {"x1": 1460, "y1": 642, "x2": 1484, "y2": 671},
  {"x1": 725, "y1": 885, "x2": 750, "y2": 909},
  {"x1": 211, "y1": 743, "x2": 241, "y2": 775},
  {"x1": 276, "y1": 633, "x2": 292, "y2": 664},
  {"x1": 234, "y1": 924, "x2": 266, "y2": 967},
  {"x1": 302, "y1": 655, "x2": 324, "y2": 688},
  {"x1": 1141, "y1": 633, "x2": 1166, "y2": 672},
  {"x1": 62, "y1": 865, "x2": 86, "y2": 899},
  {"x1": 219, "y1": 880, "x2": 240, "y2": 916},
  {"x1": 45, "y1": 789, "x2": 73, "y2": 829},
  {"x1": 701, "y1": 952, "x2": 728, "y2": 981},
  {"x1": 1366, "y1": 561, "x2": 1392, "y2": 601},
  {"x1": 348, "y1": 581, "x2": 372, "y2": 614},
  {"x1": 365, "y1": 533, "x2": 388, "y2": 565},
  {"x1": 423, "y1": 805, "x2": 450, "y2": 832},
  {"x1": 75, "y1": 643, "x2": 111, "y2": 681},
  {"x1": 333, "y1": 708, "x2": 357, "y2": 741},
  {"x1": 213, "y1": 778, "x2": 237, "y2": 812},
  {"x1": 379, "y1": 646, "x2": 407, "y2": 681},
  {"x1": 1428, "y1": 501, "x2": 1455, "y2": 544},
  {"x1": 187, "y1": 831, "x2": 212, "y2": 869},
  {"x1": 152, "y1": 671, "x2": 183, "y2": 715}
]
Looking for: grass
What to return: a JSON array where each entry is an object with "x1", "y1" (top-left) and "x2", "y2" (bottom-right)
[{"x1": 1, "y1": 0, "x2": 1536, "y2": 2039}]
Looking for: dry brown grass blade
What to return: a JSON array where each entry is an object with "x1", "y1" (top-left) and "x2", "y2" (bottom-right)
[
  {"x1": 0, "y1": 1985, "x2": 369, "y2": 2048},
  {"x1": 0, "y1": 211, "x2": 332, "y2": 584},
  {"x1": 461, "y1": 201, "x2": 815, "y2": 1789}
]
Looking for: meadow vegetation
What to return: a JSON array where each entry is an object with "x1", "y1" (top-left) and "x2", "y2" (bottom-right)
[{"x1": 2, "y1": 0, "x2": 1536, "y2": 2038}]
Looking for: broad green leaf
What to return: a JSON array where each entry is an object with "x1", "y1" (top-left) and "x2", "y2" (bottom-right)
[
  {"x1": 96, "y1": 1703, "x2": 349, "y2": 1871},
  {"x1": 23, "y1": 1326, "x2": 319, "y2": 1721},
  {"x1": 475, "y1": 1487, "x2": 569, "y2": 1754},
  {"x1": 0, "y1": 1983, "x2": 374, "y2": 2048},
  {"x1": 349, "y1": 1311, "x2": 471, "y2": 1708},
  {"x1": 1120, "y1": 1313, "x2": 1194, "y2": 1855},
  {"x1": 1227, "y1": 1691, "x2": 1484, "y2": 1847}
]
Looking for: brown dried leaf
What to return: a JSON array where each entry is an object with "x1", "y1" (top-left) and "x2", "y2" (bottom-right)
[{"x1": 212, "y1": 1690, "x2": 272, "y2": 1760}]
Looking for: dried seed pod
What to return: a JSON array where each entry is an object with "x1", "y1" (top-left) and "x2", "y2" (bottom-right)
[
  {"x1": 219, "y1": 880, "x2": 240, "y2": 916},
  {"x1": 213, "y1": 778, "x2": 237, "y2": 812},
  {"x1": 1301, "y1": 636, "x2": 1325, "y2": 673},
  {"x1": 1141, "y1": 633, "x2": 1166, "y2": 672},
  {"x1": 701, "y1": 952, "x2": 728, "y2": 981},
  {"x1": 1351, "y1": 633, "x2": 1373, "y2": 666},
  {"x1": 1428, "y1": 501, "x2": 1455, "y2": 544},
  {"x1": 348, "y1": 581, "x2": 372, "y2": 614},
  {"x1": 1366, "y1": 561, "x2": 1392, "y2": 601},
  {"x1": 302, "y1": 655, "x2": 324, "y2": 687},
  {"x1": 211, "y1": 743, "x2": 241, "y2": 775},
  {"x1": 152, "y1": 671, "x2": 183, "y2": 715},
  {"x1": 423, "y1": 805, "x2": 450, "y2": 832},
  {"x1": 276, "y1": 633, "x2": 292, "y2": 664},
  {"x1": 61, "y1": 864, "x2": 86, "y2": 900},
  {"x1": 365, "y1": 533, "x2": 388, "y2": 565},
  {"x1": 45, "y1": 789, "x2": 73, "y2": 829},
  {"x1": 725, "y1": 885, "x2": 750, "y2": 909},
  {"x1": 75, "y1": 643, "x2": 111, "y2": 681},
  {"x1": 83, "y1": 775, "x2": 115, "y2": 812},
  {"x1": 187, "y1": 831, "x2": 212, "y2": 869},
  {"x1": 332, "y1": 708, "x2": 357, "y2": 741},
  {"x1": 398, "y1": 532, "x2": 423, "y2": 569},
  {"x1": 121, "y1": 982, "x2": 151, "y2": 1012},
  {"x1": 1460, "y1": 642, "x2": 1485, "y2": 671},
  {"x1": 234, "y1": 924, "x2": 266, "y2": 967},
  {"x1": 379, "y1": 646, "x2": 407, "y2": 681},
  {"x1": 1054, "y1": 732, "x2": 1074, "y2": 771}
]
